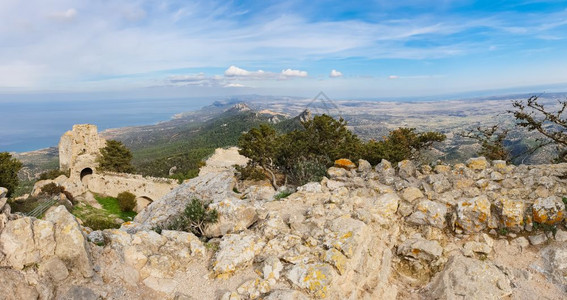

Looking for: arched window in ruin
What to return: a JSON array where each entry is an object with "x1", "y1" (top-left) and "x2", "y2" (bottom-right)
[
  {"x1": 135, "y1": 196, "x2": 153, "y2": 212},
  {"x1": 80, "y1": 168, "x2": 93, "y2": 183}
]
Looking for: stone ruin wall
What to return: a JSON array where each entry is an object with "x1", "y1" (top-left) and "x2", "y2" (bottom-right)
[
  {"x1": 59, "y1": 124, "x2": 106, "y2": 180},
  {"x1": 54, "y1": 124, "x2": 178, "y2": 208}
]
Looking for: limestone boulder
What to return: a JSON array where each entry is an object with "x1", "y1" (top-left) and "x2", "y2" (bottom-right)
[
  {"x1": 375, "y1": 159, "x2": 395, "y2": 183},
  {"x1": 0, "y1": 187, "x2": 7, "y2": 198},
  {"x1": 406, "y1": 200, "x2": 448, "y2": 229},
  {"x1": 365, "y1": 193, "x2": 399, "y2": 224},
  {"x1": 532, "y1": 196, "x2": 565, "y2": 225},
  {"x1": 334, "y1": 158, "x2": 356, "y2": 170},
  {"x1": 398, "y1": 160, "x2": 416, "y2": 179},
  {"x1": 401, "y1": 186, "x2": 424, "y2": 202},
  {"x1": 243, "y1": 185, "x2": 276, "y2": 202},
  {"x1": 542, "y1": 245, "x2": 567, "y2": 288},
  {"x1": 133, "y1": 170, "x2": 237, "y2": 231},
  {"x1": 0, "y1": 268, "x2": 39, "y2": 300},
  {"x1": 426, "y1": 174, "x2": 451, "y2": 194},
  {"x1": 0, "y1": 217, "x2": 40, "y2": 269},
  {"x1": 44, "y1": 205, "x2": 93, "y2": 277},
  {"x1": 466, "y1": 157, "x2": 489, "y2": 170},
  {"x1": 286, "y1": 263, "x2": 337, "y2": 298},
  {"x1": 455, "y1": 195, "x2": 491, "y2": 233},
  {"x1": 327, "y1": 167, "x2": 348, "y2": 178},
  {"x1": 297, "y1": 182, "x2": 322, "y2": 193},
  {"x1": 462, "y1": 233, "x2": 493, "y2": 257},
  {"x1": 213, "y1": 232, "x2": 265, "y2": 277},
  {"x1": 357, "y1": 159, "x2": 372, "y2": 173},
  {"x1": 205, "y1": 197, "x2": 257, "y2": 237},
  {"x1": 39, "y1": 257, "x2": 69, "y2": 282},
  {"x1": 498, "y1": 197, "x2": 525, "y2": 230},
  {"x1": 397, "y1": 237, "x2": 443, "y2": 262},
  {"x1": 426, "y1": 254, "x2": 512, "y2": 299}
]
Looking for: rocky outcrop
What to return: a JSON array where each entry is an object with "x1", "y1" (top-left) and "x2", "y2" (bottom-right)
[{"x1": 2, "y1": 155, "x2": 567, "y2": 299}]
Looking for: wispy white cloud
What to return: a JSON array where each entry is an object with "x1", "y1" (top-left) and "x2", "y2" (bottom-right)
[
  {"x1": 48, "y1": 8, "x2": 77, "y2": 21},
  {"x1": 329, "y1": 69, "x2": 343, "y2": 78},
  {"x1": 281, "y1": 69, "x2": 308, "y2": 77}
]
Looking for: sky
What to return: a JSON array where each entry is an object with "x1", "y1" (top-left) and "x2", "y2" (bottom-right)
[{"x1": 1, "y1": 0, "x2": 567, "y2": 100}]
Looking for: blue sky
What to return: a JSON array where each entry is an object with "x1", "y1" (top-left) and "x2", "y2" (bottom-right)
[{"x1": 1, "y1": 0, "x2": 567, "y2": 99}]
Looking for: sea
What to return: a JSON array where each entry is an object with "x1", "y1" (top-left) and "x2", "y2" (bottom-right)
[{"x1": 0, "y1": 98, "x2": 214, "y2": 153}]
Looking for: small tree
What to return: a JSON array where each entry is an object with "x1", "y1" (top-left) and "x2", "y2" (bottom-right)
[
  {"x1": 97, "y1": 140, "x2": 135, "y2": 173},
  {"x1": 0, "y1": 152, "x2": 23, "y2": 197},
  {"x1": 459, "y1": 125, "x2": 511, "y2": 162},
  {"x1": 117, "y1": 191, "x2": 137, "y2": 212},
  {"x1": 510, "y1": 95, "x2": 567, "y2": 161},
  {"x1": 364, "y1": 128, "x2": 446, "y2": 165},
  {"x1": 238, "y1": 124, "x2": 281, "y2": 188}
]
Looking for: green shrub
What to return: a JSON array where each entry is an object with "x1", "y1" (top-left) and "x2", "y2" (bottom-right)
[
  {"x1": 117, "y1": 191, "x2": 136, "y2": 212},
  {"x1": 40, "y1": 183, "x2": 65, "y2": 196},
  {"x1": 0, "y1": 152, "x2": 23, "y2": 198},
  {"x1": 274, "y1": 190, "x2": 293, "y2": 200},
  {"x1": 235, "y1": 164, "x2": 266, "y2": 181},
  {"x1": 82, "y1": 216, "x2": 120, "y2": 231},
  {"x1": 166, "y1": 198, "x2": 219, "y2": 237},
  {"x1": 285, "y1": 156, "x2": 329, "y2": 186}
]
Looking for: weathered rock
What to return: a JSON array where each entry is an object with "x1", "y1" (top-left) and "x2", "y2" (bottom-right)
[
  {"x1": 0, "y1": 217, "x2": 39, "y2": 269},
  {"x1": 237, "y1": 278, "x2": 271, "y2": 299},
  {"x1": 334, "y1": 158, "x2": 356, "y2": 170},
  {"x1": 498, "y1": 197, "x2": 525, "y2": 230},
  {"x1": 0, "y1": 187, "x2": 7, "y2": 199},
  {"x1": 375, "y1": 159, "x2": 395, "y2": 180},
  {"x1": 206, "y1": 198, "x2": 257, "y2": 237},
  {"x1": 397, "y1": 237, "x2": 443, "y2": 262},
  {"x1": 542, "y1": 245, "x2": 567, "y2": 288},
  {"x1": 406, "y1": 200, "x2": 448, "y2": 229},
  {"x1": 58, "y1": 285, "x2": 101, "y2": 300},
  {"x1": 244, "y1": 185, "x2": 275, "y2": 202},
  {"x1": 366, "y1": 193, "x2": 399, "y2": 224},
  {"x1": 324, "y1": 216, "x2": 368, "y2": 259},
  {"x1": 327, "y1": 167, "x2": 348, "y2": 178},
  {"x1": 264, "y1": 289, "x2": 309, "y2": 300},
  {"x1": 434, "y1": 164, "x2": 451, "y2": 174},
  {"x1": 528, "y1": 233, "x2": 547, "y2": 245},
  {"x1": 426, "y1": 255, "x2": 512, "y2": 299},
  {"x1": 426, "y1": 174, "x2": 451, "y2": 194},
  {"x1": 0, "y1": 268, "x2": 40, "y2": 300},
  {"x1": 401, "y1": 186, "x2": 424, "y2": 202},
  {"x1": 213, "y1": 232, "x2": 265, "y2": 277},
  {"x1": 467, "y1": 157, "x2": 489, "y2": 170},
  {"x1": 263, "y1": 256, "x2": 284, "y2": 285},
  {"x1": 357, "y1": 159, "x2": 372, "y2": 172},
  {"x1": 398, "y1": 160, "x2": 416, "y2": 179},
  {"x1": 455, "y1": 195, "x2": 491, "y2": 233},
  {"x1": 44, "y1": 205, "x2": 93, "y2": 278},
  {"x1": 462, "y1": 233, "x2": 493, "y2": 257},
  {"x1": 161, "y1": 230, "x2": 206, "y2": 258},
  {"x1": 39, "y1": 257, "x2": 69, "y2": 282},
  {"x1": 88, "y1": 230, "x2": 104, "y2": 245},
  {"x1": 133, "y1": 170, "x2": 237, "y2": 231},
  {"x1": 286, "y1": 263, "x2": 336, "y2": 298},
  {"x1": 297, "y1": 182, "x2": 322, "y2": 193},
  {"x1": 532, "y1": 196, "x2": 565, "y2": 225}
]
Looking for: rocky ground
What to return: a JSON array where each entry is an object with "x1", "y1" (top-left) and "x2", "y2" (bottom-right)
[{"x1": 1, "y1": 150, "x2": 567, "y2": 299}]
